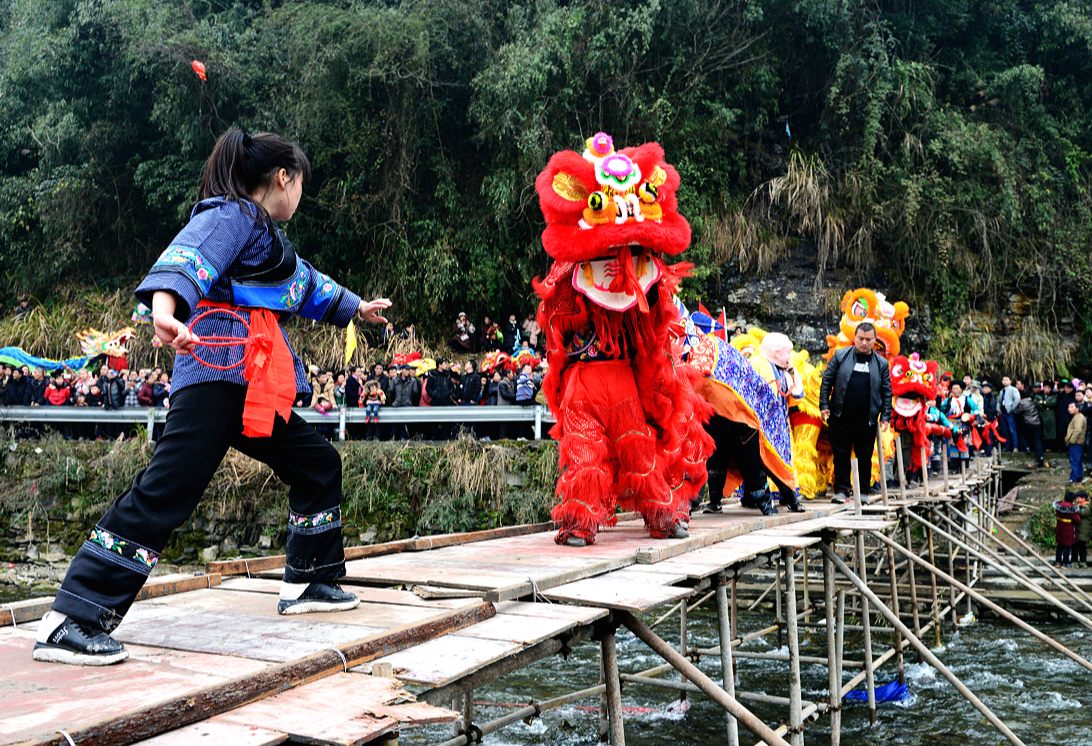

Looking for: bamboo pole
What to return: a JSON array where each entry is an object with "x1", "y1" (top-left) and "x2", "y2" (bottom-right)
[
  {"x1": 819, "y1": 544, "x2": 1027, "y2": 746},
  {"x1": 783, "y1": 547, "x2": 804, "y2": 746},
  {"x1": 602, "y1": 629, "x2": 626, "y2": 746},
  {"x1": 877, "y1": 421, "x2": 889, "y2": 506},
  {"x1": 901, "y1": 506, "x2": 924, "y2": 663},
  {"x1": 921, "y1": 446, "x2": 931, "y2": 495},
  {"x1": 964, "y1": 498, "x2": 975, "y2": 617},
  {"x1": 716, "y1": 574, "x2": 740, "y2": 746},
  {"x1": 775, "y1": 556, "x2": 784, "y2": 650},
  {"x1": 895, "y1": 434, "x2": 908, "y2": 500},
  {"x1": 618, "y1": 613, "x2": 793, "y2": 746},
  {"x1": 914, "y1": 511, "x2": 1092, "y2": 632},
  {"x1": 944, "y1": 504, "x2": 959, "y2": 631},
  {"x1": 732, "y1": 576, "x2": 739, "y2": 681},
  {"x1": 599, "y1": 646, "x2": 609, "y2": 741},
  {"x1": 851, "y1": 456, "x2": 877, "y2": 723},
  {"x1": 679, "y1": 593, "x2": 689, "y2": 701},
  {"x1": 926, "y1": 517, "x2": 943, "y2": 648},
  {"x1": 885, "y1": 529, "x2": 906, "y2": 684},
  {"x1": 824, "y1": 545, "x2": 842, "y2": 746},
  {"x1": 870, "y1": 530, "x2": 1092, "y2": 673}
]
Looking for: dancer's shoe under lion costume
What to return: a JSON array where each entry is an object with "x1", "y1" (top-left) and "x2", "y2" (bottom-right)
[{"x1": 534, "y1": 133, "x2": 713, "y2": 546}]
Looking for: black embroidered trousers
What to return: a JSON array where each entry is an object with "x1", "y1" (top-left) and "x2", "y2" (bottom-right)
[{"x1": 53, "y1": 382, "x2": 345, "y2": 632}]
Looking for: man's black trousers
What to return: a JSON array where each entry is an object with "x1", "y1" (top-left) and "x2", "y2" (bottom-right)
[
  {"x1": 829, "y1": 410, "x2": 876, "y2": 494},
  {"x1": 53, "y1": 382, "x2": 346, "y2": 632},
  {"x1": 704, "y1": 416, "x2": 766, "y2": 504}
]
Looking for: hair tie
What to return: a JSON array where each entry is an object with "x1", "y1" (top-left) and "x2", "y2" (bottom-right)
[{"x1": 242, "y1": 132, "x2": 253, "y2": 147}]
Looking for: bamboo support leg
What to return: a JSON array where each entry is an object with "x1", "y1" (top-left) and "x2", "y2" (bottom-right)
[
  {"x1": 717, "y1": 574, "x2": 740, "y2": 746},
  {"x1": 926, "y1": 519, "x2": 942, "y2": 648},
  {"x1": 732, "y1": 576, "x2": 739, "y2": 682},
  {"x1": 895, "y1": 434, "x2": 908, "y2": 500},
  {"x1": 820, "y1": 545, "x2": 1027, "y2": 746},
  {"x1": 886, "y1": 536, "x2": 905, "y2": 684},
  {"x1": 835, "y1": 589, "x2": 845, "y2": 744},
  {"x1": 462, "y1": 693, "x2": 473, "y2": 740},
  {"x1": 944, "y1": 505, "x2": 958, "y2": 631},
  {"x1": 775, "y1": 557, "x2": 784, "y2": 650},
  {"x1": 602, "y1": 630, "x2": 626, "y2": 746},
  {"x1": 964, "y1": 501, "x2": 974, "y2": 617},
  {"x1": 599, "y1": 648, "x2": 609, "y2": 742},
  {"x1": 679, "y1": 598, "x2": 689, "y2": 701},
  {"x1": 901, "y1": 507, "x2": 924, "y2": 663},
  {"x1": 851, "y1": 457, "x2": 877, "y2": 723},
  {"x1": 877, "y1": 421, "x2": 889, "y2": 506},
  {"x1": 824, "y1": 545, "x2": 842, "y2": 746},
  {"x1": 783, "y1": 548, "x2": 804, "y2": 746},
  {"x1": 921, "y1": 446, "x2": 931, "y2": 495}
]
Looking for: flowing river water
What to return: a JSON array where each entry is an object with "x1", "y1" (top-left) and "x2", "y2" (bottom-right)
[
  {"x1": 3, "y1": 568, "x2": 1090, "y2": 743},
  {"x1": 403, "y1": 606, "x2": 1092, "y2": 746}
]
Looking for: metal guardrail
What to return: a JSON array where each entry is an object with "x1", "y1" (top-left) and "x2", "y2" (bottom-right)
[{"x1": 0, "y1": 404, "x2": 556, "y2": 443}]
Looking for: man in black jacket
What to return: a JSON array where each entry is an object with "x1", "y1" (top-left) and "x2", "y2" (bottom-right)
[
  {"x1": 388, "y1": 365, "x2": 420, "y2": 440},
  {"x1": 344, "y1": 366, "x2": 364, "y2": 439},
  {"x1": 104, "y1": 369, "x2": 128, "y2": 439},
  {"x1": 819, "y1": 323, "x2": 892, "y2": 502},
  {"x1": 3, "y1": 367, "x2": 30, "y2": 406},
  {"x1": 427, "y1": 359, "x2": 454, "y2": 440}
]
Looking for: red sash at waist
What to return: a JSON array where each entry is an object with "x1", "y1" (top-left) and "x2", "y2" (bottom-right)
[{"x1": 192, "y1": 300, "x2": 295, "y2": 438}]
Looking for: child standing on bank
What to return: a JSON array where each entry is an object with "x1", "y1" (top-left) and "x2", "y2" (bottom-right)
[{"x1": 34, "y1": 129, "x2": 391, "y2": 666}]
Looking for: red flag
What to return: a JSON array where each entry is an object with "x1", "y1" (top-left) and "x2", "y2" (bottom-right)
[
  {"x1": 192, "y1": 60, "x2": 207, "y2": 82},
  {"x1": 715, "y1": 309, "x2": 728, "y2": 341}
]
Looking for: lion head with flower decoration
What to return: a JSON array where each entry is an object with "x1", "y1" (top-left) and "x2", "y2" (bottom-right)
[
  {"x1": 824, "y1": 288, "x2": 909, "y2": 361},
  {"x1": 889, "y1": 352, "x2": 942, "y2": 466}
]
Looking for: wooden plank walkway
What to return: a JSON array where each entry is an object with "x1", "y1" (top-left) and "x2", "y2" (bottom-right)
[{"x1": 2, "y1": 475, "x2": 995, "y2": 746}]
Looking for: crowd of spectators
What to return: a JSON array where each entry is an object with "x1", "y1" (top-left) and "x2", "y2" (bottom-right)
[
  {"x1": 993, "y1": 376, "x2": 1091, "y2": 483},
  {"x1": 298, "y1": 354, "x2": 547, "y2": 442},
  {"x1": 0, "y1": 363, "x2": 171, "y2": 439}
]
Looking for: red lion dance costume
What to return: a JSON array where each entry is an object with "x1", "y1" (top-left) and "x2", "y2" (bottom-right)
[
  {"x1": 890, "y1": 353, "x2": 949, "y2": 477},
  {"x1": 534, "y1": 133, "x2": 713, "y2": 546}
]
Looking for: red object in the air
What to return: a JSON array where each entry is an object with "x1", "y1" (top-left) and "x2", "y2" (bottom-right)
[{"x1": 191, "y1": 60, "x2": 207, "y2": 82}]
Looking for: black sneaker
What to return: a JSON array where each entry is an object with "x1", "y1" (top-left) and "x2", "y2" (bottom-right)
[
  {"x1": 702, "y1": 503, "x2": 723, "y2": 514},
  {"x1": 33, "y1": 617, "x2": 128, "y2": 666},
  {"x1": 278, "y1": 583, "x2": 361, "y2": 615},
  {"x1": 831, "y1": 492, "x2": 848, "y2": 504}
]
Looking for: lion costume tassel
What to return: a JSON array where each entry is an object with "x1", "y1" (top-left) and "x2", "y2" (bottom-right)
[{"x1": 534, "y1": 133, "x2": 713, "y2": 546}]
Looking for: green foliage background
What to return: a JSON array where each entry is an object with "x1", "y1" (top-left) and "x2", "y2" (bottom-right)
[{"x1": 0, "y1": 0, "x2": 1090, "y2": 367}]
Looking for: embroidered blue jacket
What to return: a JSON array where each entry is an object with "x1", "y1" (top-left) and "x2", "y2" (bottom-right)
[{"x1": 135, "y1": 198, "x2": 361, "y2": 397}]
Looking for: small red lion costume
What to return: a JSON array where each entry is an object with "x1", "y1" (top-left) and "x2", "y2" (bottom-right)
[
  {"x1": 890, "y1": 353, "x2": 946, "y2": 469},
  {"x1": 534, "y1": 133, "x2": 713, "y2": 545}
]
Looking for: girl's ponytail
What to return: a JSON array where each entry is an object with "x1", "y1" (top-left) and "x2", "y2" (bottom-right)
[{"x1": 198, "y1": 128, "x2": 311, "y2": 228}]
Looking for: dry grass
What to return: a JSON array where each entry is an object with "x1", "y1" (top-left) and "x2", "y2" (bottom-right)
[
  {"x1": 1002, "y1": 314, "x2": 1073, "y2": 381},
  {"x1": 930, "y1": 312, "x2": 994, "y2": 376},
  {"x1": 723, "y1": 150, "x2": 878, "y2": 286}
]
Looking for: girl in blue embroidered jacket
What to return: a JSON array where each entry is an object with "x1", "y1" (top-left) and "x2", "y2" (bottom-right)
[{"x1": 35, "y1": 130, "x2": 392, "y2": 668}]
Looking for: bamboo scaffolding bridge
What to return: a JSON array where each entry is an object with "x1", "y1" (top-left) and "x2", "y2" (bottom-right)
[{"x1": 2, "y1": 445, "x2": 1087, "y2": 746}]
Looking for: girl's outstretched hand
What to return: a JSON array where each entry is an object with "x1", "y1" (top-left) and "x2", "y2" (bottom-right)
[
  {"x1": 153, "y1": 313, "x2": 199, "y2": 354},
  {"x1": 358, "y1": 298, "x2": 392, "y2": 324}
]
